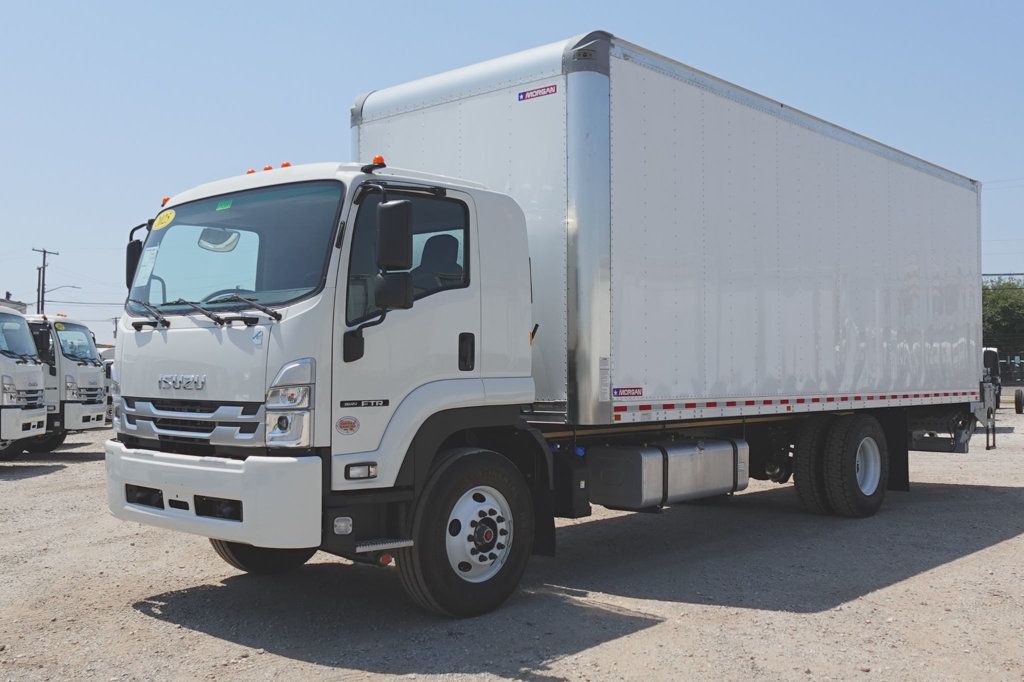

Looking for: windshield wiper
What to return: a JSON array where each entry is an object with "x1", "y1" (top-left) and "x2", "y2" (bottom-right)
[
  {"x1": 0, "y1": 348, "x2": 27, "y2": 363},
  {"x1": 127, "y1": 298, "x2": 171, "y2": 330},
  {"x1": 161, "y1": 298, "x2": 226, "y2": 326},
  {"x1": 204, "y1": 294, "x2": 283, "y2": 321}
]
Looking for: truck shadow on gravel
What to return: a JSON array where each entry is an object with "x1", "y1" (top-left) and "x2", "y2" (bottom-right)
[
  {"x1": 132, "y1": 481, "x2": 1024, "y2": 677},
  {"x1": 4, "y1": 442, "x2": 105, "y2": 464},
  {"x1": 0, "y1": 463, "x2": 65, "y2": 480}
]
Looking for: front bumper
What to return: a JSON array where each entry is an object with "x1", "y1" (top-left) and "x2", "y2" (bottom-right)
[
  {"x1": 64, "y1": 401, "x2": 108, "y2": 431},
  {"x1": 0, "y1": 405, "x2": 47, "y2": 440},
  {"x1": 104, "y1": 439, "x2": 322, "y2": 548}
]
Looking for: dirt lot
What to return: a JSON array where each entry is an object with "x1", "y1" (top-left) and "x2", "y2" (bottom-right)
[{"x1": 2, "y1": 409, "x2": 1023, "y2": 681}]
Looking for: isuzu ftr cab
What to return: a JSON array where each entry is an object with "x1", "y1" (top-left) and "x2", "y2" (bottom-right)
[
  {"x1": 0, "y1": 306, "x2": 47, "y2": 457},
  {"x1": 106, "y1": 32, "x2": 985, "y2": 616},
  {"x1": 25, "y1": 314, "x2": 107, "y2": 452}
]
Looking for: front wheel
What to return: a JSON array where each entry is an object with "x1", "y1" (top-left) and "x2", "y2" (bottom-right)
[
  {"x1": 0, "y1": 440, "x2": 23, "y2": 460},
  {"x1": 23, "y1": 429, "x2": 67, "y2": 453},
  {"x1": 209, "y1": 539, "x2": 317, "y2": 574},
  {"x1": 397, "y1": 448, "x2": 534, "y2": 617}
]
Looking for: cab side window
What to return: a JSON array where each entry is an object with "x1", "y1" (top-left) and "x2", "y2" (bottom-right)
[{"x1": 346, "y1": 192, "x2": 469, "y2": 324}]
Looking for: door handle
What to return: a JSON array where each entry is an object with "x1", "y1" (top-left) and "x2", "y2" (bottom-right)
[{"x1": 458, "y1": 332, "x2": 475, "y2": 372}]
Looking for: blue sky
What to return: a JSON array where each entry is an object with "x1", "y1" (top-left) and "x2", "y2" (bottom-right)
[{"x1": 1, "y1": 1, "x2": 1021, "y2": 343}]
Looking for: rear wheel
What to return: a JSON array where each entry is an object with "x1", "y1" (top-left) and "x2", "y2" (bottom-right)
[
  {"x1": 822, "y1": 415, "x2": 889, "y2": 518},
  {"x1": 23, "y1": 429, "x2": 67, "y2": 453},
  {"x1": 792, "y1": 416, "x2": 834, "y2": 515},
  {"x1": 397, "y1": 448, "x2": 534, "y2": 617},
  {"x1": 209, "y1": 539, "x2": 317, "y2": 574}
]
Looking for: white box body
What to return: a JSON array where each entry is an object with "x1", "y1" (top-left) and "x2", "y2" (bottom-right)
[{"x1": 354, "y1": 31, "x2": 982, "y2": 427}]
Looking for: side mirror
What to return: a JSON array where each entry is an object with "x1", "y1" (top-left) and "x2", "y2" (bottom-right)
[
  {"x1": 375, "y1": 272, "x2": 413, "y2": 310},
  {"x1": 377, "y1": 200, "x2": 413, "y2": 270},
  {"x1": 125, "y1": 240, "x2": 143, "y2": 288}
]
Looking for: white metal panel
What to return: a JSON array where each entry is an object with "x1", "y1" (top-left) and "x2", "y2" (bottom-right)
[
  {"x1": 356, "y1": 39, "x2": 568, "y2": 125},
  {"x1": 358, "y1": 76, "x2": 570, "y2": 401},
  {"x1": 608, "y1": 51, "x2": 980, "y2": 408}
]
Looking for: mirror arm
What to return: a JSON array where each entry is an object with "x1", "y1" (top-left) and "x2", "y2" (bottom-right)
[
  {"x1": 343, "y1": 311, "x2": 389, "y2": 363},
  {"x1": 355, "y1": 182, "x2": 388, "y2": 205},
  {"x1": 129, "y1": 220, "x2": 152, "y2": 242}
]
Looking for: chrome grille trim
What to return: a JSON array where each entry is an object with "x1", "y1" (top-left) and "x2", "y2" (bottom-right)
[
  {"x1": 14, "y1": 389, "x2": 45, "y2": 409},
  {"x1": 121, "y1": 397, "x2": 265, "y2": 446}
]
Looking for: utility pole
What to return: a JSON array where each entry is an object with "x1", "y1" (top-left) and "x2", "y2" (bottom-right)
[
  {"x1": 110, "y1": 317, "x2": 119, "y2": 340},
  {"x1": 32, "y1": 247, "x2": 59, "y2": 314}
]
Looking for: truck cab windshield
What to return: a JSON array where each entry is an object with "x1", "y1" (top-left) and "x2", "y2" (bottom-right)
[
  {"x1": 53, "y1": 322, "x2": 100, "y2": 362},
  {"x1": 127, "y1": 181, "x2": 344, "y2": 315},
  {"x1": 0, "y1": 312, "x2": 38, "y2": 360}
]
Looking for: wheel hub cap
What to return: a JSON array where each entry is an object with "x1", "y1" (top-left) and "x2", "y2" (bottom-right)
[
  {"x1": 855, "y1": 436, "x2": 882, "y2": 495},
  {"x1": 445, "y1": 485, "x2": 513, "y2": 583}
]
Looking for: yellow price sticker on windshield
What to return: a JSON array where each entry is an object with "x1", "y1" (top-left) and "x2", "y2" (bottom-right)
[
  {"x1": 153, "y1": 209, "x2": 175, "y2": 230},
  {"x1": 54, "y1": 322, "x2": 65, "y2": 330}
]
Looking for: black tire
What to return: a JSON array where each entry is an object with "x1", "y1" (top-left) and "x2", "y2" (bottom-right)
[
  {"x1": 0, "y1": 439, "x2": 23, "y2": 460},
  {"x1": 1015, "y1": 389, "x2": 1023, "y2": 415},
  {"x1": 397, "y1": 448, "x2": 534, "y2": 617},
  {"x1": 209, "y1": 539, "x2": 317, "y2": 574},
  {"x1": 822, "y1": 415, "x2": 889, "y2": 518},
  {"x1": 792, "y1": 416, "x2": 834, "y2": 515},
  {"x1": 23, "y1": 430, "x2": 67, "y2": 453}
]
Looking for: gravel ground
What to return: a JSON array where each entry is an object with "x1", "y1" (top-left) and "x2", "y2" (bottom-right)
[{"x1": 2, "y1": 407, "x2": 1023, "y2": 681}]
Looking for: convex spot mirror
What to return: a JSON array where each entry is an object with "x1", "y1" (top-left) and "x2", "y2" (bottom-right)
[
  {"x1": 375, "y1": 272, "x2": 413, "y2": 310},
  {"x1": 377, "y1": 200, "x2": 413, "y2": 271},
  {"x1": 198, "y1": 227, "x2": 241, "y2": 252}
]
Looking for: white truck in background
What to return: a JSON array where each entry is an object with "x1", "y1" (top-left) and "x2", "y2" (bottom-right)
[
  {"x1": 0, "y1": 306, "x2": 47, "y2": 457},
  {"x1": 23, "y1": 314, "x2": 107, "y2": 452},
  {"x1": 105, "y1": 31, "x2": 984, "y2": 616}
]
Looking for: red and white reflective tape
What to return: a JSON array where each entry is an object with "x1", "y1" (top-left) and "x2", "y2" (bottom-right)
[{"x1": 611, "y1": 389, "x2": 980, "y2": 421}]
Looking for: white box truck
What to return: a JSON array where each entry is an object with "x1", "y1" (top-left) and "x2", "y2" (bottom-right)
[
  {"x1": 24, "y1": 314, "x2": 108, "y2": 451},
  {"x1": 0, "y1": 306, "x2": 47, "y2": 456},
  {"x1": 106, "y1": 31, "x2": 983, "y2": 616}
]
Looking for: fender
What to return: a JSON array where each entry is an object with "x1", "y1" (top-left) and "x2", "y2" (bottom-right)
[{"x1": 396, "y1": 405, "x2": 556, "y2": 556}]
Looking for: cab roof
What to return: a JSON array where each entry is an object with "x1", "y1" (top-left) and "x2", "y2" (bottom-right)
[{"x1": 163, "y1": 162, "x2": 485, "y2": 210}]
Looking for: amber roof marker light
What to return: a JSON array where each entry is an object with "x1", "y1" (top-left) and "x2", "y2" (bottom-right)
[{"x1": 360, "y1": 155, "x2": 386, "y2": 174}]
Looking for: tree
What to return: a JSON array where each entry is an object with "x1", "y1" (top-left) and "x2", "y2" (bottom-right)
[{"x1": 982, "y1": 278, "x2": 1024, "y2": 360}]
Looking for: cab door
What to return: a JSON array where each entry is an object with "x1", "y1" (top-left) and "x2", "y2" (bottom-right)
[{"x1": 331, "y1": 187, "x2": 480, "y2": 487}]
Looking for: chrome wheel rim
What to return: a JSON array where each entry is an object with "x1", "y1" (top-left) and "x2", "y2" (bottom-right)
[
  {"x1": 445, "y1": 485, "x2": 513, "y2": 583},
  {"x1": 855, "y1": 436, "x2": 881, "y2": 495}
]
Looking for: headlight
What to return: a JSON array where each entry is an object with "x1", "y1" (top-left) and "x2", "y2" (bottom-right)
[
  {"x1": 65, "y1": 375, "x2": 80, "y2": 400},
  {"x1": 0, "y1": 375, "x2": 16, "y2": 406},
  {"x1": 267, "y1": 385, "x2": 311, "y2": 409},
  {"x1": 265, "y1": 409, "x2": 310, "y2": 447}
]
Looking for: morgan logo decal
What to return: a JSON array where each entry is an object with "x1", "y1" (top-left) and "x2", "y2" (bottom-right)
[
  {"x1": 518, "y1": 84, "x2": 557, "y2": 101},
  {"x1": 158, "y1": 373, "x2": 207, "y2": 390},
  {"x1": 612, "y1": 387, "x2": 643, "y2": 397},
  {"x1": 336, "y1": 416, "x2": 360, "y2": 435}
]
